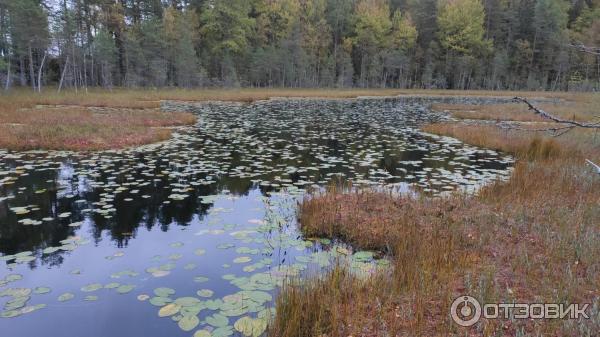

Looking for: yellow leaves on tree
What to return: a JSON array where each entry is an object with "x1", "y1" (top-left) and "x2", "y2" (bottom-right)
[{"x1": 437, "y1": 0, "x2": 492, "y2": 56}]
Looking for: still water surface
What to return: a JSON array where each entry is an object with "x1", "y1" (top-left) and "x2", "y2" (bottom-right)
[{"x1": 0, "y1": 98, "x2": 513, "y2": 337}]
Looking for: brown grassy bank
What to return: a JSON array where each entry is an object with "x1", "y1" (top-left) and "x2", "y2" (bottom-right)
[
  {"x1": 0, "y1": 88, "x2": 596, "y2": 151},
  {"x1": 0, "y1": 106, "x2": 196, "y2": 151},
  {"x1": 270, "y1": 102, "x2": 600, "y2": 336}
]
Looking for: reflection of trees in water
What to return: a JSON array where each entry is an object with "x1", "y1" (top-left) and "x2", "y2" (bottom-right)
[
  {"x1": 0, "y1": 98, "x2": 514, "y2": 269},
  {"x1": 0, "y1": 169, "x2": 77, "y2": 259}
]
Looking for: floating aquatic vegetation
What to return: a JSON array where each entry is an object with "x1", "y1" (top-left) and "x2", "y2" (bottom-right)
[
  {"x1": 233, "y1": 256, "x2": 252, "y2": 264},
  {"x1": 149, "y1": 297, "x2": 172, "y2": 307},
  {"x1": 0, "y1": 97, "x2": 514, "y2": 336},
  {"x1": 81, "y1": 283, "x2": 103, "y2": 292},
  {"x1": 178, "y1": 315, "x2": 199, "y2": 331},
  {"x1": 116, "y1": 285, "x2": 135, "y2": 294},
  {"x1": 158, "y1": 303, "x2": 180, "y2": 317},
  {"x1": 205, "y1": 313, "x2": 229, "y2": 328},
  {"x1": 196, "y1": 289, "x2": 213, "y2": 298},
  {"x1": 33, "y1": 287, "x2": 51, "y2": 294},
  {"x1": 234, "y1": 316, "x2": 268, "y2": 337},
  {"x1": 58, "y1": 293, "x2": 75, "y2": 302}
]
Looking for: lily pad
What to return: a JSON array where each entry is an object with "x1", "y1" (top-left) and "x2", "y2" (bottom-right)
[
  {"x1": 81, "y1": 283, "x2": 103, "y2": 292},
  {"x1": 234, "y1": 316, "x2": 268, "y2": 337},
  {"x1": 149, "y1": 297, "x2": 172, "y2": 307},
  {"x1": 196, "y1": 289, "x2": 214, "y2": 298},
  {"x1": 178, "y1": 315, "x2": 200, "y2": 332},
  {"x1": 154, "y1": 287, "x2": 176, "y2": 297},
  {"x1": 206, "y1": 313, "x2": 229, "y2": 328},
  {"x1": 33, "y1": 287, "x2": 51, "y2": 294},
  {"x1": 194, "y1": 330, "x2": 213, "y2": 337},
  {"x1": 158, "y1": 303, "x2": 181, "y2": 317},
  {"x1": 212, "y1": 326, "x2": 234, "y2": 337},
  {"x1": 116, "y1": 285, "x2": 135, "y2": 294},
  {"x1": 58, "y1": 293, "x2": 75, "y2": 302},
  {"x1": 174, "y1": 297, "x2": 201, "y2": 307},
  {"x1": 233, "y1": 256, "x2": 252, "y2": 264}
]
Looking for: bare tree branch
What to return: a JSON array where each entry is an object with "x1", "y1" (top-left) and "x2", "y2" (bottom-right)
[
  {"x1": 586, "y1": 159, "x2": 600, "y2": 175},
  {"x1": 513, "y1": 97, "x2": 600, "y2": 129},
  {"x1": 498, "y1": 122, "x2": 576, "y2": 137}
]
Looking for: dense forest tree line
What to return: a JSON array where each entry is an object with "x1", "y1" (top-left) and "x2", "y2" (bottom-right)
[{"x1": 0, "y1": 0, "x2": 598, "y2": 91}]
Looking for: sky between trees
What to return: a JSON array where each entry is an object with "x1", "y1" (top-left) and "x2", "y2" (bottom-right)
[{"x1": 0, "y1": 0, "x2": 598, "y2": 91}]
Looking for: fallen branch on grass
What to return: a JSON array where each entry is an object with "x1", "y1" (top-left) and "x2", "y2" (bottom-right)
[
  {"x1": 513, "y1": 97, "x2": 600, "y2": 129},
  {"x1": 586, "y1": 159, "x2": 600, "y2": 175}
]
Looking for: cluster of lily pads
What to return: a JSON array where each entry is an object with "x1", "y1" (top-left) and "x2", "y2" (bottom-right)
[
  {"x1": 145, "y1": 286, "x2": 272, "y2": 337},
  {"x1": 0, "y1": 98, "x2": 514, "y2": 336},
  {"x1": 0, "y1": 189, "x2": 389, "y2": 337}
]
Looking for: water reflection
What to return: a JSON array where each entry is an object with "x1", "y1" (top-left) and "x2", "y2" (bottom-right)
[{"x1": 1, "y1": 97, "x2": 512, "y2": 267}]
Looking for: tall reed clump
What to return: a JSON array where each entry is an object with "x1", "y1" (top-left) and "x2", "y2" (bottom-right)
[{"x1": 271, "y1": 190, "x2": 476, "y2": 336}]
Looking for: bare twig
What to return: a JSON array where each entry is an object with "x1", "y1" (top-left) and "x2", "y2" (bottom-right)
[
  {"x1": 513, "y1": 97, "x2": 600, "y2": 130},
  {"x1": 586, "y1": 159, "x2": 600, "y2": 174},
  {"x1": 498, "y1": 123, "x2": 576, "y2": 137}
]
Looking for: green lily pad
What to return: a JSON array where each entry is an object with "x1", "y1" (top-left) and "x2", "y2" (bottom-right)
[
  {"x1": 174, "y1": 297, "x2": 201, "y2": 307},
  {"x1": 1, "y1": 309, "x2": 21, "y2": 318},
  {"x1": 212, "y1": 326, "x2": 234, "y2": 337},
  {"x1": 196, "y1": 289, "x2": 214, "y2": 298},
  {"x1": 178, "y1": 315, "x2": 200, "y2": 332},
  {"x1": 158, "y1": 303, "x2": 181, "y2": 317},
  {"x1": 206, "y1": 313, "x2": 229, "y2": 328},
  {"x1": 84, "y1": 295, "x2": 99, "y2": 301},
  {"x1": 0, "y1": 287, "x2": 31, "y2": 297},
  {"x1": 33, "y1": 287, "x2": 51, "y2": 294},
  {"x1": 183, "y1": 263, "x2": 197, "y2": 270},
  {"x1": 154, "y1": 287, "x2": 176, "y2": 297},
  {"x1": 149, "y1": 296, "x2": 172, "y2": 306},
  {"x1": 116, "y1": 285, "x2": 135, "y2": 294},
  {"x1": 233, "y1": 256, "x2": 252, "y2": 264},
  {"x1": 81, "y1": 283, "x2": 103, "y2": 292},
  {"x1": 353, "y1": 251, "x2": 375, "y2": 262},
  {"x1": 194, "y1": 330, "x2": 212, "y2": 337},
  {"x1": 5, "y1": 274, "x2": 23, "y2": 282},
  {"x1": 42, "y1": 247, "x2": 60, "y2": 254},
  {"x1": 104, "y1": 282, "x2": 120, "y2": 289},
  {"x1": 234, "y1": 316, "x2": 268, "y2": 337},
  {"x1": 58, "y1": 293, "x2": 75, "y2": 302},
  {"x1": 170, "y1": 242, "x2": 184, "y2": 248}
]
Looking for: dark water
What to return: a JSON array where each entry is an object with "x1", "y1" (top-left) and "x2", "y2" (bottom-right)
[{"x1": 0, "y1": 98, "x2": 512, "y2": 337}]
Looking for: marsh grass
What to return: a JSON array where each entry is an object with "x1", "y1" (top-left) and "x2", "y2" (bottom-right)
[
  {"x1": 0, "y1": 106, "x2": 196, "y2": 151},
  {"x1": 271, "y1": 102, "x2": 600, "y2": 336},
  {"x1": 0, "y1": 95, "x2": 196, "y2": 151},
  {"x1": 272, "y1": 190, "x2": 473, "y2": 337},
  {"x1": 0, "y1": 88, "x2": 595, "y2": 151}
]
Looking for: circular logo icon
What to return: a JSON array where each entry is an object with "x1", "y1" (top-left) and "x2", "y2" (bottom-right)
[{"x1": 451, "y1": 295, "x2": 481, "y2": 327}]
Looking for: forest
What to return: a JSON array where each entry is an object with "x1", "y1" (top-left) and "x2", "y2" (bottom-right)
[{"x1": 0, "y1": 0, "x2": 599, "y2": 91}]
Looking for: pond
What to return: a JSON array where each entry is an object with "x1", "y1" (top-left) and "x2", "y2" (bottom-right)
[{"x1": 0, "y1": 97, "x2": 513, "y2": 337}]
